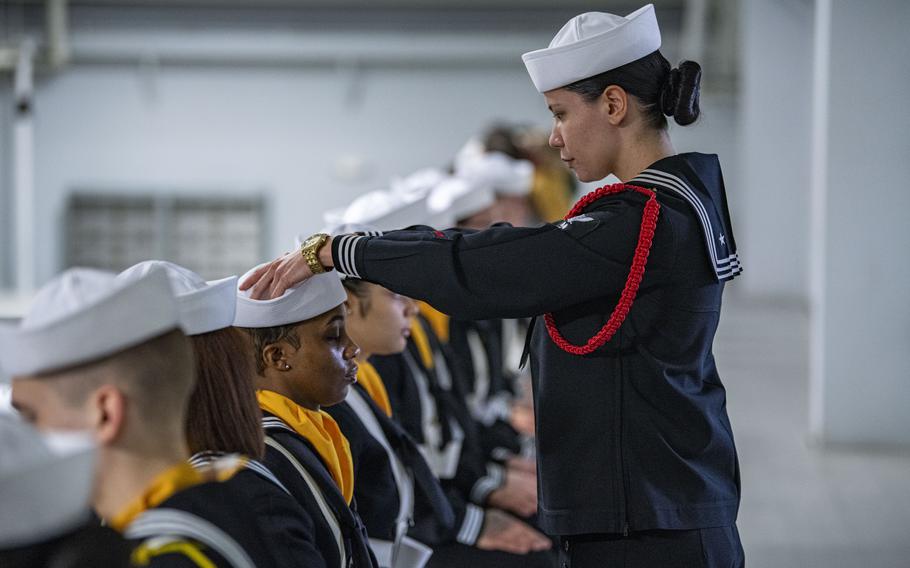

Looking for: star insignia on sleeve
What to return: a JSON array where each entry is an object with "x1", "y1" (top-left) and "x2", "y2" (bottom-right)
[
  {"x1": 718, "y1": 233, "x2": 726, "y2": 246},
  {"x1": 557, "y1": 214, "x2": 595, "y2": 230}
]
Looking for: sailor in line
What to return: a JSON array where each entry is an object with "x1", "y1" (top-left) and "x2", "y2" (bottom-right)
[
  {"x1": 234, "y1": 265, "x2": 378, "y2": 568},
  {"x1": 1, "y1": 268, "x2": 281, "y2": 567},
  {"x1": 328, "y1": 189, "x2": 551, "y2": 560}
]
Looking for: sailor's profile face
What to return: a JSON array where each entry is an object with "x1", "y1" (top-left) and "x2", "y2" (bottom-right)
[
  {"x1": 346, "y1": 283, "x2": 417, "y2": 357},
  {"x1": 283, "y1": 305, "x2": 360, "y2": 409},
  {"x1": 545, "y1": 86, "x2": 620, "y2": 183}
]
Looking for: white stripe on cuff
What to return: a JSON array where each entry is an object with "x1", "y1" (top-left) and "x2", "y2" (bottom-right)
[
  {"x1": 335, "y1": 234, "x2": 365, "y2": 278},
  {"x1": 456, "y1": 504, "x2": 485, "y2": 545},
  {"x1": 469, "y1": 463, "x2": 505, "y2": 504}
]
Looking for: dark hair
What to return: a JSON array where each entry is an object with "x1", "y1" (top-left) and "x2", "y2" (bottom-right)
[
  {"x1": 187, "y1": 327, "x2": 265, "y2": 460},
  {"x1": 564, "y1": 50, "x2": 701, "y2": 128},
  {"x1": 342, "y1": 279, "x2": 371, "y2": 317},
  {"x1": 239, "y1": 325, "x2": 301, "y2": 376},
  {"x1": 482, "y1": 124, "x2": 527, "y2": 160}
]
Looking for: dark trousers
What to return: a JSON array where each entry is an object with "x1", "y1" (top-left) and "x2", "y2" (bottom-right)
[{"x1": 558, "y1": 525, "x2": 744, "y2": 568}]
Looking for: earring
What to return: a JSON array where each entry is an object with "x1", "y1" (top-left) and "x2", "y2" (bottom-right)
[{"x1": 283, "y1": 363, "x2": 291, "y2": 370}]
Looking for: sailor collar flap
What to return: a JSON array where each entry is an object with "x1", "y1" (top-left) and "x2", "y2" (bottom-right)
[{"x1": 629, "y1": 164, "x2": 741, "y2": 282}]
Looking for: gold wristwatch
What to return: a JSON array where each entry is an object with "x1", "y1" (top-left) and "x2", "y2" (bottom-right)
[{"x1": 300, "y1": 233, "x2": 330, "y2": 274}]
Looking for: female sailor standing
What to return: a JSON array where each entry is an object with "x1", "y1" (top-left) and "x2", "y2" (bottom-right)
[{"x1": 243, "y1": 5, "x2": 744, "y2": 566}]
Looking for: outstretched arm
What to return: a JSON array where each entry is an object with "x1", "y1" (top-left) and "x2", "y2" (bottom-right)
[{"x1": 242, "y1": 194, "x2": 674, "y2": 320}]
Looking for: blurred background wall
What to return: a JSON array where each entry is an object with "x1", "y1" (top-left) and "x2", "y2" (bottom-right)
[
  {"x1": 808, "y1": 0, "x2": 910, "y2": 447},
  {"x1": 738, "y1": 0, "x2": 813, "y2": 303}
]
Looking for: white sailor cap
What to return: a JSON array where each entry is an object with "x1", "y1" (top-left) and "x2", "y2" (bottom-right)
[
  {"x1": 118, "y1": 261, "x2": 237, "y2": 336},
  {"x1": 0, "y1": 267, "x2": 180, "y2": 377},
  {"x1": 392, "y1": 169, "x2": 458, "y2": 228},
  {"x1": 0, "y1": 414, "x2": 96, "y2": 548},
  {"x1": 325, "y1": 223, "x2": 383, "y2": 239},
  {"x1": 389, "y1": 167, "x2": 447, "y2": 201},
  {"x1": 321, "y1": 206, "x2": 347, "y2": 233},
  {"x1": 233, "y1": 262, "x2": 347, "y2": 328},
  {"x1": 424, "y1": 206, "x2": 457, "y2": 230},
  {"x1": 429, "y1": 175, "x2": 495, "y2": 223},
  {"x1": 522, "y1": 4, "x2": 662, "y2": 93},
  {"x1": 456, "y1": 150, "x2": 534, "y2": 197},
  {"x1": 339, "y1": 189, "x2": 429, "y2": 232}
]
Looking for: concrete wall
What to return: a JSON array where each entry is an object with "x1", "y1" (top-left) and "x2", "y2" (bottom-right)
[
  {"x1": 27, "y1": 59, "x2": 549, "y2": 284},
  {"x1": 0, "y1": 26, "x2": 559, "y2": 288},
  {"x1": 0, "y1": 77, "x2": 11, "y2": 289},
  {"x1": 810, "y1": 0, "x2": 910, "y2": 446},
  {"x1": 738, "y1": 0, "x2": 815, "y2": 305}
]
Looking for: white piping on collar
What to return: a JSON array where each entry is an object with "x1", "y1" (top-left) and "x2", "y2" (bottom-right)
[{"x1": 630, "y1": 168, "x2": 742, "y2": 281}]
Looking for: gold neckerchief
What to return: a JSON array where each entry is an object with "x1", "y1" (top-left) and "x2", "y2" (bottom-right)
[
  {"x1": 110, "y1": 461, "x2": 231, "y2": 532},
  {"x1": 256, "y1": 389, "x2": 354, "y2": 503},
  {"x1": 409, "y1": 318, "x2": 435, "y2": 370},
  {"x1": 356, "y1": 361, "x2": 393, "y2": 417},
  {"x1": 417, "y1": 302, "x2": 450, "y2": 345}
]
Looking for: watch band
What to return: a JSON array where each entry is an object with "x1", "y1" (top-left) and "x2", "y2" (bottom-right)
[{"x1": 301, "y1": 233, "x2": 329, "y2": 275}]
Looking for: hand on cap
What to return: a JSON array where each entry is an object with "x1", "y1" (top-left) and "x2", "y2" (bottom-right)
[{"x1": 240, "y1": 251, "x2": 313, "y2": 300}]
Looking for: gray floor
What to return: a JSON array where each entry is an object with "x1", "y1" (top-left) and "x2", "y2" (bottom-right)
[{"x1": 716, "y1": 299, "x2": 910, "y2": 568}]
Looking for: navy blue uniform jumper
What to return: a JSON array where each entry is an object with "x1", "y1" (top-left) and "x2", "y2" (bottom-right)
[
  {"x1": 260, "y1": 412, "x2": 378, "y2": 568},
  {"x1": 330, "y1": 153, "x2": 742, "y2": 538},
  {"x1": 324, "y1": 384, "x2": 455, "y2": 545},
  {"x1": 188, "y1": 453, "x2": 329, "y2": 568},
  {"x1": 123, "y1": 478, "x2": 284, "y2": 568}
]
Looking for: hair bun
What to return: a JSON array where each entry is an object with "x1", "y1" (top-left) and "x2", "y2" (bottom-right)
[{"x1": 659, "y1": 60, "x2": 701, "y2": 126}]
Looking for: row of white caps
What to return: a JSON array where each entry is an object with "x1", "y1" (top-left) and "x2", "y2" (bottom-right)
[
  {"x1": 323, "y1": 139, "x2": 535, "y2": 234},
  {"x1": 0, "y1": 261, "x2": 347, "y2": 379}
]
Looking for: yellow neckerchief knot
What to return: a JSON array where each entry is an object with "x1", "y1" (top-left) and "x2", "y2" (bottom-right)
[
  {"x1": 356, "y1": 360, "x2": 393, "y2": 418},
  {"x1": 418, "y1": 302, "x2": 450, "y2": 345},
  {"x1": 256, "y1": 389, "x2": 354, "y2": 503},
  {"x1": 131, "y1": 540, "x2": 215, "y2": 568},
  {"x1": 110, "y1": 461, "x2": 207, "y2": 532},
  {"x1": 410, "y1": 317, "x2": 435, "y2": 371}
]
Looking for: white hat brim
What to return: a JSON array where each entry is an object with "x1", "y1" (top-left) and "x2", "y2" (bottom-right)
[
  {"x1": 233, "y1": 267, "x2": 347, "y2": 329},
  {"x1": 450, "y1": 185, "x2": 496, "y2": 222},
  {"x1": 522, "y1": 4, "x2": 661, "y2": 93},
  {"x1": 178, "y1": 275, "x2": 239, "y2": 336},
  {"x1": 0, "y1": 269, "x2": 180, "y2": 377}
]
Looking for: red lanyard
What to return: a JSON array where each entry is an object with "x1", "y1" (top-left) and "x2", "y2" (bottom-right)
[{"x1": 544, "y1": 183, "x2": 661, "y2": 355}]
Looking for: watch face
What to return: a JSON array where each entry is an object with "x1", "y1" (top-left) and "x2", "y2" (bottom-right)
[{"x1": 304, "y1": 235, "x2": 321, "y2": 249}]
